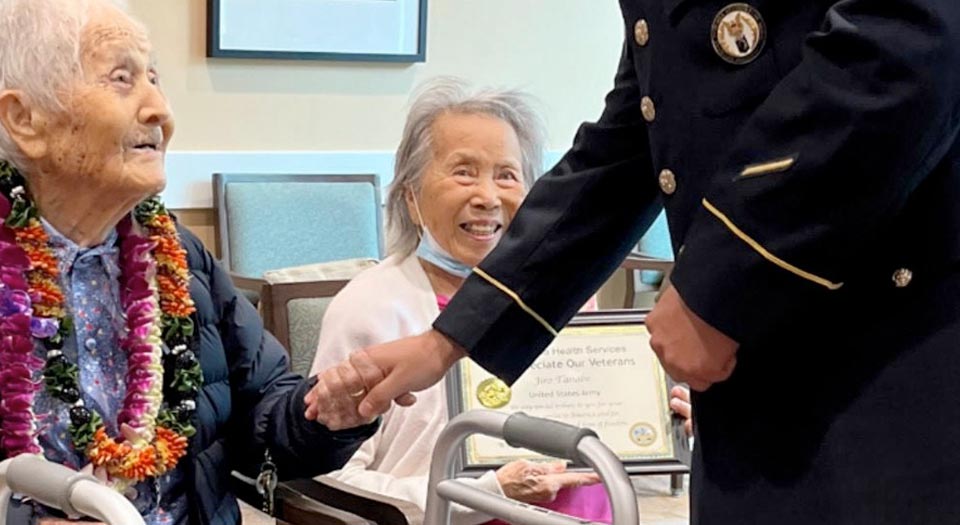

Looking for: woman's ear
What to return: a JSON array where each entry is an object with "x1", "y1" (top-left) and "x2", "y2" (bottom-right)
[{"x1": 0, "y1": 90, "x2": 49, "y2": 160}]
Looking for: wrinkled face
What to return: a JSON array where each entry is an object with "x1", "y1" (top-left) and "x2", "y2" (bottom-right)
[
  {"x1": 407, "y1": 112, "x2": 527, "y2": 268},
  {"x1": 36, "y1": 3, "x2": 173, "y2": 198}
]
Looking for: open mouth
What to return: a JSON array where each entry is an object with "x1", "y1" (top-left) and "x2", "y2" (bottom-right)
[
  {"x1": 129, "y1": 130, "x2": 164, "y2": 153},
  {"x1": 460, "y1": 221, "x2": 502, "y2": 238}
]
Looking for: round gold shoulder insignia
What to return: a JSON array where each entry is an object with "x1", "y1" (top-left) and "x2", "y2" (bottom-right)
[
  {"x1": 629, "y1": 422, "x2": 658, "y2": 447},
  {"x1": 711, "y1": 3, "x2": 766, "y2": 65},
  {"x1": 476, "y1": 377, "x2": 511, "y2": 409}
]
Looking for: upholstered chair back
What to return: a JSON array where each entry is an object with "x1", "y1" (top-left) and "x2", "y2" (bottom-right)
[
  {"x1": 213, "y1": 173, "x2": 384, "y2": 279},
  {"x1": 261, "y1": 258, "x2": 378, "y2": 376}
]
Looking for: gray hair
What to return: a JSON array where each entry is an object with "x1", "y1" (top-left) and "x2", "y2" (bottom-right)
[
  {"x1": 0, "y1": 0, "x2": 133, "y2": 171},
  {"x1": 386, "y1": 77, "x2": 546, "y2": 258}
]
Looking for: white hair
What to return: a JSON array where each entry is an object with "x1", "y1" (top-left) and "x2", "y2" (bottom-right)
[
  {"x1": 0, "y1": 0, "x2": 133, "y2": 171},
  {"x1": 386, "y1": 77, "x2": 546, "y2": 258}
]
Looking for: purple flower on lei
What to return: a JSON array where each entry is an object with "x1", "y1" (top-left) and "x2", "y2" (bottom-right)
[
  {"x1": 0, "y1": 287, "x2": 30, "y2": 316},
  {"x1": 30, "y1": 317, "x2": 59, "y2": 339},
  {"x1": 0, "y1": 193, "x2": 43, "y2": 456}
]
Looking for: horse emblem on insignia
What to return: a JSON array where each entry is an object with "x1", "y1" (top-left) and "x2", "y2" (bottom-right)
[{"x1": 712, "y1": 3, "x2": 766, "y2": 65}]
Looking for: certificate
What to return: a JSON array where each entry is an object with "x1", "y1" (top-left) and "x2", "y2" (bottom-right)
[{"x1": 446, "y1": 310, "x2": 690, "y2": 475}]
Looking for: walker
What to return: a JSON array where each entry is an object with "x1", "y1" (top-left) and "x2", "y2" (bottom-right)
[
  {"x1": 424, "y1": 410, "x2": 639, "y2": 525},
  {"x1": 0, "y1": 454, "x2": 144, "y2": 524}
]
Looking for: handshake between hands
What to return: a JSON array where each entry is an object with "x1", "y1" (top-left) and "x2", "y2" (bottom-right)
[
  {"x1": 303, "y1": 329, "x2": 466, "y2": 430},
  {"x1": 304, "y1": 286, "x2": 736, "y2": 432}
]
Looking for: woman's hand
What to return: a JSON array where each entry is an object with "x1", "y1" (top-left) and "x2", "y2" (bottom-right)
[
  {"x1": 304, "y1": 330, "x2": 464, "y2": 430},
  {"x1": 495, "y1": 460, "x2": 600, "y2": 503},
  {"x1": 669, "y1": 385, "x2": 694, "y2": 437}
]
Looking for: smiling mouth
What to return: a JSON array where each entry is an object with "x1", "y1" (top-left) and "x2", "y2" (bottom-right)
[{"x1": 460, "y1": 222, "x2": 502, "y2": 237}]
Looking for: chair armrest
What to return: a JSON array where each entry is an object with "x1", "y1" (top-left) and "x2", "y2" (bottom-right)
[
  {"x1": 231, "y1": 471, "x2": 373, "y2": 525},
  {"x1": 278, "y1": 487, "x2": 374, "y2": 525},
  {"x1": 230, "y1": 272, "x2": 267, "y2": 293},
  {"x1": 619, "y1": 252, "x2": 676, "y2": 308},
  {"x1": 284, "y1": 476, "x2": 424, "y2": 525},
  {"x1": 621, "y1": 252, "x2": 674, "y2": 273},
  {"x1": 229, "y1": 271, "x2": 266, "y2": 309}
]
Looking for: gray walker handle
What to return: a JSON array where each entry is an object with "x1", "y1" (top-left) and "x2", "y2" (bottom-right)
[
  {"x1": 0, "y1": 454, "x2": 145, "y2": 525},
  {"x1": 424, "y1": 411, "x2": 638, "y2": 525}
]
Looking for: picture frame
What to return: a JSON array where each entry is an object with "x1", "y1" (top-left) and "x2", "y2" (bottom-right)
[
  {"x1": 207, "y1": 0, "x2": 428, "y2": 62},
  {"x1": 446, "y1": 309, "x2": 691, "y2": 476}
]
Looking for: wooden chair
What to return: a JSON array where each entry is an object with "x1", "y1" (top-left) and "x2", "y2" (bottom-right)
[
  {"x1": 286, "y1": 477, "x2": 424, "y2": 525},
  {"x1": 231, "y1": 471, "x2": 382, "y2": 525},
  {"x1": 620, "y1": 251, "x2": 675, "y2": 308},
  {"x1": 259, "y1": 278, "x2": 350, "y2": 375},
  {"x1": 254, "y1": 257, "x2": 377, "y2": 376}
]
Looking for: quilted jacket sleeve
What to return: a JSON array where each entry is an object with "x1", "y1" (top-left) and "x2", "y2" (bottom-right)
[{"x1": 180, "y1": 226, "x2": 377, "y2": 480}]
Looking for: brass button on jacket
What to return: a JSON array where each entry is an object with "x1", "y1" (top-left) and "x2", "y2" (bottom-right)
[
  {"x1": 641, "y1": 96, "x2": 656, "y2": 122},
  {"x1": 659, "y1": 169, "x2": 677, "y2": 195},
  {"x1": 634, "y1": 19, "x2": 649, "y2": 46},
  {"x1": 892, "y1": 268, "x2": 913, "y2": 288}
]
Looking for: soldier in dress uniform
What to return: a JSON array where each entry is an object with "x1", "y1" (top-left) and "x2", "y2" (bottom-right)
[{"x1": 307, "y1": 1, "x2": 960, "y2": 523}]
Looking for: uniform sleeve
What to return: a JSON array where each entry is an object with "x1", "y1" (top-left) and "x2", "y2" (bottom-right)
[
  {"x1": 434, "y1": 35, "x2": 662, "y2": 384},
  {"x1": 669, "y1": 0, "x2": 960, "y2": 344}
]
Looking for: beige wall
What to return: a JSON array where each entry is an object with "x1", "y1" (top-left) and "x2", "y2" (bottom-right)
[
  {"x1": 133, "y1": 0, "x2": 625, "y2": 246},
  {"x1": 128, "y1": 0, "x2": 624, "y2": 153},
  {"x1": 134, "y1": 0, "x2": 633, "y2": 305}
]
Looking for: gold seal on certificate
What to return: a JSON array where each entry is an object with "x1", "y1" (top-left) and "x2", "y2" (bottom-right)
[
  {"x1": 629, "y1": 422, "x2": 658, "y2": 447},
  {"x1": 476, "y1": 378, "x2": 511, "y2": 408}
]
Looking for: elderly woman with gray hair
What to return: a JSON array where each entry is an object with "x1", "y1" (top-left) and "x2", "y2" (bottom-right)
[
  {"x1": 308, "y1": 79, "x2": 618, "y2": 524},
  {"x1": 0, "y1": 1, "x2": 375, "y2": 523}
]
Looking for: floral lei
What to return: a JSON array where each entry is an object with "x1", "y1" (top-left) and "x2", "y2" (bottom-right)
[{"x1": 0, "y1": 160, "x2": 202, "y2": 489}]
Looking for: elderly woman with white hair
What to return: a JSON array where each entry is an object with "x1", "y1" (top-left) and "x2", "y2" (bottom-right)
[
  {"x1": 0, "y1": 1, "x2": 375, "y2": 524},
  {"x1": 307, "y1": 79, "x2": 692, "y2": 524}
]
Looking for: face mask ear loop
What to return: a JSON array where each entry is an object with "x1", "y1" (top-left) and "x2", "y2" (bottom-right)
[{"x1": 409, "y1": 187, "x2": 425, "y2": 242}]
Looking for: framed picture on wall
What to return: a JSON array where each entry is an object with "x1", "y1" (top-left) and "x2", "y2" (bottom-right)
[{"x1": 207, "y1": 0, "x2": 428, "y2": 62}]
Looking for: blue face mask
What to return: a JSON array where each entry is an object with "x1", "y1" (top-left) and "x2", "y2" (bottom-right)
[{"x1": 411, "y1": 191, "x2": 473, "y2": 279}]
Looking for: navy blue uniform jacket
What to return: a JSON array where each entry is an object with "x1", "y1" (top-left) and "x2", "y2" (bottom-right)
[{"x1": 434, "y1": 1, "x2": 960, "y2": 523}]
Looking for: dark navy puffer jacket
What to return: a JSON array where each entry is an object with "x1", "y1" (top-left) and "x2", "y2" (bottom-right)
[
  {"x1": 180, "y1": 225, "x2": 376, "y2": 524},
  {"x1": 3, "y1": 225, "x2": 374, "y2": 525}
]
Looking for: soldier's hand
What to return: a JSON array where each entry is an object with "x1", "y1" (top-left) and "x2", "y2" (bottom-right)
[
  {"x1": 647, "y1": 285, "x2": 738, "y2": 391},
  {"x1": 305, "y1": 330, "x2": 466, "y2": 429},
  {"x1": 353, "y1": 330, "x2": 467, "y2": 419}
]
